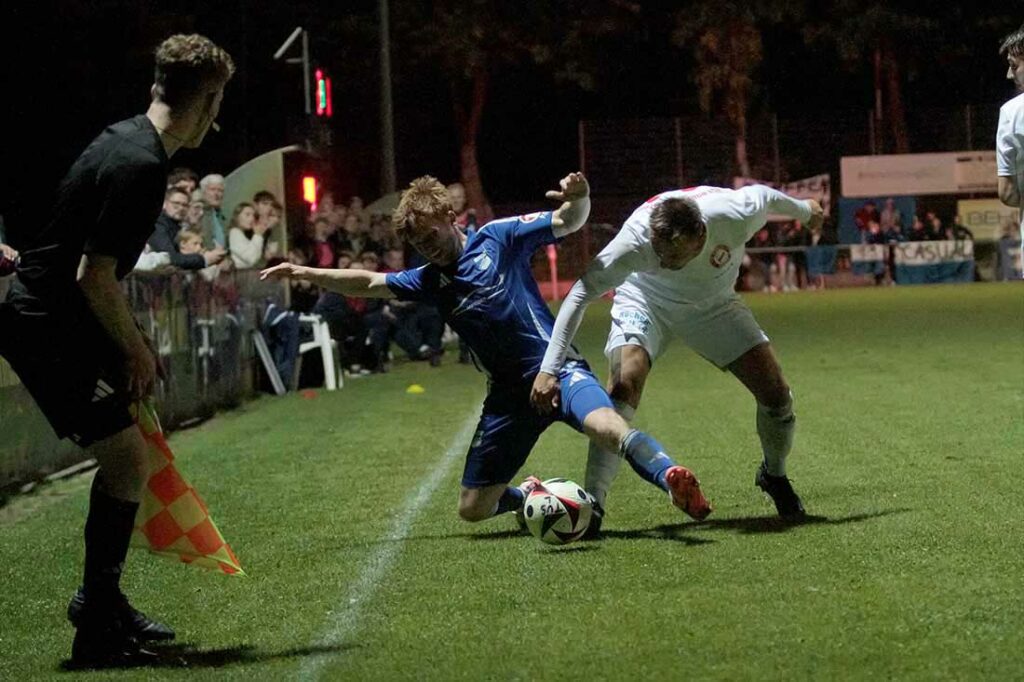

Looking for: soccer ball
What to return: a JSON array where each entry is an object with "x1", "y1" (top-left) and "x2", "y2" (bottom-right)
[{"x1": 523, "y1": 478, "x2": 593, "y2": 545}]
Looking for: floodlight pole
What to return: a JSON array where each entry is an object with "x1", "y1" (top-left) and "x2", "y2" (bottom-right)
[
  {"x1": 274, "y1": 27, "x2": 312, "y2": 116},
  {"x1": 380, "y1": 0, "x2": 396, "y2": 194},
  {"x1": 302, "y1": 29, "x2": 311, "y2": 116}
]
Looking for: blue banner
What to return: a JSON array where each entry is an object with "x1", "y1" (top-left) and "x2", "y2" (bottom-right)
[
  {"x1": 893, "y1": 240, "x2": 974, "y2": 284},
  {"x1": 806, "y1": 246, "x2": 838, "y2": 276}
]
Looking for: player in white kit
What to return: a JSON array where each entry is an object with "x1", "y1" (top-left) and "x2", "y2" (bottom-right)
[
  {"x1": 531, "y1": 185, "x2": 824, "y2": 532},
  {"x1": 996, "y1": 23, "x2": 1024, "y2": 262}
]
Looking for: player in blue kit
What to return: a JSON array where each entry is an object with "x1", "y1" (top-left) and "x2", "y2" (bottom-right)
[{"x1": 260, "y1": 172, "x2": 710, "y2": 530}]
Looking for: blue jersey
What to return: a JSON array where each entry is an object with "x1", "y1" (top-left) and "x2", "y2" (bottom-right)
[{"x1": 386, "y1": 211, "x2": 581, "y2": 384}]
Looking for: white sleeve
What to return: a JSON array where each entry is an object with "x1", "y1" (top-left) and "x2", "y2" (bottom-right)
[
  {"x1": 997, "y1": 102, "x2": 1018, "y2": 178},
  {"x1": 738, "y1": 185, "x2": 813, "y2": 240},
  {"x1": 539, "y1": 226, "x2": 647, "y2": 375},
  {"x1": 133, "y1": 250, "x2": 171, "y2": 272},
  {"x1": 229, "y1": 228, "x2": 265, "y2": 269}
]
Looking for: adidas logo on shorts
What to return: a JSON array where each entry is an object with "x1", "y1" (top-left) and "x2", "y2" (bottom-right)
[
  {"x1": 569, "y1": 371, "x2": 586, "y2": 386},
  {"x1": 91, "y1": 379, "x2": 115, "y2": 403}
]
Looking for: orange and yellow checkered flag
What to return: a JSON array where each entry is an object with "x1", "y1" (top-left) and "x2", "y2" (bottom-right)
[{"x1": 128, "y1": 400, "x2": 245, "y2": 576}]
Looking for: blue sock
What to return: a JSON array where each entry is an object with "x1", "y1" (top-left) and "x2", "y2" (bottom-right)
[
  {"x1": 620, "y1": 429, "x2": 675, "y2": 492},
  {"x1": 492, "y1": 486, "x2": 525, "y2": 516}
]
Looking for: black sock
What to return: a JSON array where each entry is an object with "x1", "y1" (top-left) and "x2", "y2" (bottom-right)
[{"x1": 82, "y1": 475, "x2": 139, "y2": 601}]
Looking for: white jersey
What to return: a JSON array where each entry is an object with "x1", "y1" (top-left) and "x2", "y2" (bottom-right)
[
  {"x1": 539, "y1": 184, "x2": 811, "y2": 374},
  {"x1": 612, "y1": 185, "x2": 812, "y2": 305},
  {"x1": 996, "y1": 93, "x2": 1024, "y2": 236}
]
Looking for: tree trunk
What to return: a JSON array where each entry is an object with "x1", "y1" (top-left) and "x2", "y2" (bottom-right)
[
  {"x1": 453, "y1": 66, "x2": 494, "y2": 223},
  {"x1": 882, "y1": 42, "x2": 910, "y2": 154},
  {"x1": 734, "y1": 108, "x2": 751, "y2": 177}
]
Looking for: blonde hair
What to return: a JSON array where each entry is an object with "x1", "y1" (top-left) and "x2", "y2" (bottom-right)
[
  {"x1": 392, "y1": 176, "x2": 452, "y2": 236},
  {"x1": 177, "y1": 228, "x2": 203, "y2": 247},
  {"x1": 154, "y1": 34, "x2": 235, "y2": 107}
]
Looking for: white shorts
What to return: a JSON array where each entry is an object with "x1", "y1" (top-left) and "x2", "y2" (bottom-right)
[{"x1": 604, "y1": 283, "x2": 769, "y2": 369}]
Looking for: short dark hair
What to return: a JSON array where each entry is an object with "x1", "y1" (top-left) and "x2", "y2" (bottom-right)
[
  {"x1": 1000, "y1": 23, "x2": 1024, "y2": 58},
  {"x1": 168, "y1": 167, "x2": 199, "y2": 187},
  {"x1": 253, "y1": 190, "x2": 276, "y2": 204},
  {"x1": 164, "y1": 186, "x2": 189, "y2": 201},
  {"x1": 649, "y1": 198, "x2": 704, "y2": 242},
  {"x1": 154, "y1": 34, "x2": 235, "y2": 108}
]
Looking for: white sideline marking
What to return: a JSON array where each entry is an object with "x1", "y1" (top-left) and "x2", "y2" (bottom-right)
[{"x1": 299, "y1": 410, "x2": 479, "y2": 680}]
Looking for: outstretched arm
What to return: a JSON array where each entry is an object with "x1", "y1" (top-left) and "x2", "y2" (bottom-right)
[
  {"x1": 549, "y1": 172, "x2": 591, "y2": 239},
  {"x1": 259, "y1": 262, "x2": 394, "y2": 298}
]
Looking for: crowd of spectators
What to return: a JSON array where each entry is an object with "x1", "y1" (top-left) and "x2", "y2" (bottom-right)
[
  {"x1": 742, "y1": 198, "x2": 987, "y2": 291},
  {"x1": 853, "y1": 200, "x2": 974, "y2": 244},
  {"x1": 122, "y1": 166, "x2": 476, "y2": 381}
]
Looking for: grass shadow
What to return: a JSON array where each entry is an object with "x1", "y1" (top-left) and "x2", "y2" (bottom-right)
[
  {"x1": 596, "y1": 526, "x2": 715, "y2": 546},
  {"x1": 681, "y1": 508, "x2": 912, "y2": 535},
  {"x1": 58, "y1": 642, "x2": 356, "y2": 672}
]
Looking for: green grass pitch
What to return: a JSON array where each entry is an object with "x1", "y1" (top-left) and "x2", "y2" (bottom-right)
[{"x1": 0, "y1": 283, "x2": 1021, "y2": 680}]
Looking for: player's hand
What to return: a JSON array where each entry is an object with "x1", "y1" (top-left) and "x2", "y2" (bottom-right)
[
  {"x1": 806, "y1": 200, "x2": 825, "y2": 231},
  {"x1": 204, "y1": 246, "x2": 227, "y2": 266},
  {"x1": 0, "y1": 243, "x2": 18, "y2": 261},
  {"x1": 124, "y1": 342, "x2": 158, "y2": 400},
  {"x1": 530, "y1": 371, "x2": 561, "y2": 415},
  {"x1": 260, "y1": 262, "x2": 308, "y2": 281},
  {"x1": 545, "y1": 172, "x2": 589, "y2": 203}
]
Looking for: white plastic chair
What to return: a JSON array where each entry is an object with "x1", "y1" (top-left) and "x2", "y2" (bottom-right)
[{"x1": 295, "y1": 313, "x2": 343, "y2": 391}]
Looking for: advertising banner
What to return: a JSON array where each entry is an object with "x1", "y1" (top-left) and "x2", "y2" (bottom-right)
[
  {"x1": 841, "y1": 152, "x2": 997, "y2": 197},
  {"x1": 893, "y1": 240, "x2": 974, "y2": 284}
]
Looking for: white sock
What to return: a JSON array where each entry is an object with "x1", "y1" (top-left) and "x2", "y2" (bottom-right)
[
  {"x1": 757, "y1": 392, "x2": 795, "y2": 476},
  {"x1": 585, "y1": 400, "x2": 635, "y2": 509}
]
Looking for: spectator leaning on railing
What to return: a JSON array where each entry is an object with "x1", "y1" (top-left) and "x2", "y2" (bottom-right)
[{"x1": 148, "y1": 187, "x2": 225, "y2": 271}]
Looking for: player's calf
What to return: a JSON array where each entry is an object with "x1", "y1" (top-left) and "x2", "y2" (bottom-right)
[{"x1": 458, "y1": 482, "x2": 529, "y2": 522}]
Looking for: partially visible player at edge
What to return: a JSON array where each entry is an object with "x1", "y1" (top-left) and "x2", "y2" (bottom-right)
[
  {"x1": 0, "y1": 34, "x2": 233, "y2": 666},
  {"x1": 531, "y1": 184, "x2": 824, "y2": 528},
  {"x1": 261, "y1": 172, "x2": 711, "y2": 533},
  {"x1": 996, "y1": 22, "x2": 1024, "y2": 266}
]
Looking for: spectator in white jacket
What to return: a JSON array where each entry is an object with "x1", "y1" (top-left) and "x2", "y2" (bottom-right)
[{"x1": 228, "y1": 202, "x2": 269, "y2": 269}]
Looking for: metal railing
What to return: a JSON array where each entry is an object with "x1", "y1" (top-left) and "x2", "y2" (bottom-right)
[{"x1": 0, "y1": 269, "x2": 285, "y2": 492}]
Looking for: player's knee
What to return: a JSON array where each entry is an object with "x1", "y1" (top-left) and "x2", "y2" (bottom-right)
[
  {"x1": 95, "y1": 427, "x2": 150, "y2": 484},
  {"x1": 457, "y1": 502, "x2": 490, "y2": 523},
  {"x1": 457, "y1": 491, "x2": 492, "y2": 523},
  {"x1": 759, "y1": 388, "x2": 793, "y2": 419},
  {"x1": 583, "y1": 407, "x2": 627, "y2": 451},
  {"x1": 608, "y1": 378, "x2": 643, "y2": 409}
]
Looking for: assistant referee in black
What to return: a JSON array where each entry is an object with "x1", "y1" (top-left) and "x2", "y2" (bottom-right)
[{"x1": 0, "y1": 34, "x2": 233, "y2": 667}]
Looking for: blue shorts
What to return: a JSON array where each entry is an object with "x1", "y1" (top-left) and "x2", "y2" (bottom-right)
[{"x1": 461, "y1": 360, "x2": 613, "y2": 488}]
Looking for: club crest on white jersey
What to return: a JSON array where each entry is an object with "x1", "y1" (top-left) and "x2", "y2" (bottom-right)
[{"x1": 709, "y1": 244, "x2": 731, "y2": 268}]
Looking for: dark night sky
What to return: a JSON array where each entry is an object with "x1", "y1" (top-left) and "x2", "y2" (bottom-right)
[{"x1": 0, "y1": 0, "x2": 1018, "y2": 240}]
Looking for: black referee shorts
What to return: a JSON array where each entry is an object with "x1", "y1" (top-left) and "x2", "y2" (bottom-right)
[{"x1": 0, "y1": 292, "x2": 135, "y2": 447}]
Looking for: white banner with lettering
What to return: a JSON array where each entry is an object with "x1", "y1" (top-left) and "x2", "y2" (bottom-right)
[{"x1": 841, "y1": 152, "x2": 997, "y2": 197}]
